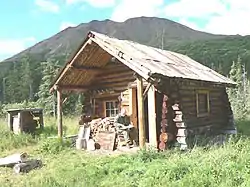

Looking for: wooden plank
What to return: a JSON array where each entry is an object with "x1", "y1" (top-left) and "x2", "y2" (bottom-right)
[
  {"x1": 7, "y1": 113, "x2": 13, "y2": 131},
  {"x1": 148, "y1": 86, "x2": 157, "y2": 148},
  {"x1": 137, "y1": 76, "x2": 146, "y2": 148},
  {"x1": 95, "y1": 131, "x2": 116, "y2": 151},
  {"x1": 57, "y1": 89, "x2": 63, "y2": 138}
]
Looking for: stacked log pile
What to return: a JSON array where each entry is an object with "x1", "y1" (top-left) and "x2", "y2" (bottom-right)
[
  {"x1": 0, "y1": 153, "x2": 42, "y2": 174},
  {"x1": 159, "y1": 95, "x2": 169, "y2": 150},
  {"x1": 77, "y1": 117, "x2": 117, "y2": 151},
  {"x1": 172, "y1": 103, "x2": 187, "y2": 150}
]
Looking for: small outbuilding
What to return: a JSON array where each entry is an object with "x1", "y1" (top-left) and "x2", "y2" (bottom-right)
[
  {"x1": 50, "y1": 31, "x2": 236, "y2": 149},
  {"x1": 6, "y1": 108, "x2": 44, "y2": 134}
]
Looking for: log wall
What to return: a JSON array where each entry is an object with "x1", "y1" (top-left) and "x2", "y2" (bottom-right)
[
  {"x1": 89, "y1": 61, "x2": 136, "y2": 118},
  {"x1": 91, "y1": 61, "x2": 135, "y2": 92},
  {"x1": 179, "y1": 84, "x2": 228, "y2": 133},
  {"x1": 157, "y1": 78, "x2": 233, "y2": 149}
]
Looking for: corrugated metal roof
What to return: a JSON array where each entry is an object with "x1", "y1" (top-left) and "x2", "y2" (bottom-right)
[
  {"x1": 50, "y1": 31, "x2": 235, "y2": 92},
  {"x1": 91, "y1": 31, "x2": 235, "y2": 85}
]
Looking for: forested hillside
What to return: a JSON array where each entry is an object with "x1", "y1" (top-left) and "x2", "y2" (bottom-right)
[
  {"x1": 0, "y1": 16, "x2": 249, "y2": 116},
  {"x1": 172, "y1": 35, "x2": 250, "y2": 75}
]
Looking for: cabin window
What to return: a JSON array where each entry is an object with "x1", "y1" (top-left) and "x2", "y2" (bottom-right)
[
  {"x1": 105, "y1": 101, "x2": 119, "y2": 117},
  {"x1": 196, "y1": 90, "x2": 210, "y2": 117}
]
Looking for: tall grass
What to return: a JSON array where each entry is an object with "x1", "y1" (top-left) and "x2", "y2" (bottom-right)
[
  {"x1": 0, "y1": 117, "x2": 250, "y2": 186},
  {"x1": 0, "y1": 116, "x2": 79, "y2": 154},
  {"x1": 1, "y1": 138, "x2": 250, "y2": 187}
]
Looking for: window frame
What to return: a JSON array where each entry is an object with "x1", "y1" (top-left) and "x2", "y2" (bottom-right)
[
  {"x1": 196, "y1": 90, "x2": 210, "y2": 117},
  {"x1": 104, "y1": 100, "x2": 119, "y2": 117}
]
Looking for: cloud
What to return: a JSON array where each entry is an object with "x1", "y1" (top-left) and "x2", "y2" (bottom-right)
[
  {"x1": 60, "y1": 22, "x2": 77, "y2": 31},
  {"x1": 0, "y1": 37, "x2": 36, "y2": 61},
  {"x1": 35, "y1": 0, "x2": 60, "y2": 13},
  {"x1": 111, "y1": 0, "x2": 164, "y2": 22},
  {"x1": 66, "y1": 0, "x2": 116, "y2": 8},
  {"x1": 165, "y1": 0, "x2": 227, "y2": 18},
  {"x1": 178, "y1": 18, "x2": 203, "y2": 31},
  {"x1": 204, "y1": 0, "x2": 250, "y2": 35},
  {"x1": 164, "y1": 0, "x2": 250, "y2": 35}
]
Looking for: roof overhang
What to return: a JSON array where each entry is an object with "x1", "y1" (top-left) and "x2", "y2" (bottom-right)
[{"x1": 50, "y1": 31, "x2": 236, "y2": 93}]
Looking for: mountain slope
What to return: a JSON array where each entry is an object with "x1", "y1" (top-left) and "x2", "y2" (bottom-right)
[{"x1": 1, "y1": 16, "x2": 227, "y2": 64}]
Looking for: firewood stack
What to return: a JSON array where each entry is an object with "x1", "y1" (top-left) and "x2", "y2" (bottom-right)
[
  {"x1": 89, "y1": 117, "x2": 116, "y2": 141},
  {"x1": 77, "y1": 117, "x2": 118, "y2": 151}
]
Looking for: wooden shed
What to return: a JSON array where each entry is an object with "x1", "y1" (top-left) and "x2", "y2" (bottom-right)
[
  {"x1": 6, "y1": 108, "x2": 44, "y2": 134},
  {"x1": 50, "y1": 31, "x2": 236, "y2": 149}
]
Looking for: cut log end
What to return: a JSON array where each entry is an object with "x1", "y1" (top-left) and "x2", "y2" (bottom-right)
[
  {"x1": 13, "y1": 159, "x2": 42, "y2": 174},
  {"x1": 0, "y1": 153, "x2": 28, "y2": 167}
]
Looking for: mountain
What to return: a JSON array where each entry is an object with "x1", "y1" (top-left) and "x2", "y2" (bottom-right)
[
  {"x1": 1, "y1": 16, "x2": 228, "y2": 64},
  {"x1": 1, "y1": 16, "x2": 250, "y2": 106}
]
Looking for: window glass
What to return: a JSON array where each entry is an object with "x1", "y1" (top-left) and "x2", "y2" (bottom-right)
[
  {"x1": 197, "y1": 91, "x2": 209, "y2": 117},
  {"x1": 105, "y1": 101, "x2": 119, "y2": 117}
]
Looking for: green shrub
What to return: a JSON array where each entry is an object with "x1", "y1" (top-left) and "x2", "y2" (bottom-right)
[
  {"x1": 37, "y1": 138, "x2": 71, "y2": 154},
  {"x1": 0, "y1": 127, "x2": 37, "y2": 152}
]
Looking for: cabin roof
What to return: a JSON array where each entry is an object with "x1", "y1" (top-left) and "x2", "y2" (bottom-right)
[
  {"x1": 6, "y1": 108, "x2": 43, "y2": 113},
  {"x1": 50, "y1": 31, "x2": 236, "y2": 92}
]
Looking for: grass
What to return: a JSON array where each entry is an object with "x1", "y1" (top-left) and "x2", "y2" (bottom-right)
[{"x1": 0, "y1": 117, "x2": 250, "y2": 187}]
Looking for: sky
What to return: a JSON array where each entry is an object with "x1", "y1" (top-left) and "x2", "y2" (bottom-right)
[{"x1": 0, "y1": 0, "x2": 250, "y2": 61}]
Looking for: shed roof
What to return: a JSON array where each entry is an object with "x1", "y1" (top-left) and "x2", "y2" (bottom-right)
[{"x1": 50, "y1": 31, "x2": 235, "y2": 92}]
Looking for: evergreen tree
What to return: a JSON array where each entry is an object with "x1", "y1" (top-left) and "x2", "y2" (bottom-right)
[
  {"x1": 37, "y1": 58, "x2": 60, "y2": 115},
  {"x1": 20, "y1": 55, "x2": 33, "y2": 101},
  {"x1": 5, "y1": 62, "x2": 22, "y2": 103},
  {"x1": 228, "y1": 56, "x2": 249, "y2": 119}
]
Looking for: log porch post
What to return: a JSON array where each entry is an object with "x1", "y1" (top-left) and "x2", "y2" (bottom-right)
[
  {"x1": 147, "y1": 85, "x2": 157, "y2": 148},
  {"x1": 136, "y1": 76, "x2": 146, "y2": 148},
  {"x1": 56, "y1": 87, "x2": 63, "y2": 138}
]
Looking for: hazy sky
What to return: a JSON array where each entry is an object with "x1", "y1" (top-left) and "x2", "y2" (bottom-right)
[{"x1": 0, "y1": 0, "x2": 249, "y2": 61}]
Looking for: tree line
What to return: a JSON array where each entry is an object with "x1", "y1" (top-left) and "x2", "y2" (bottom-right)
[
  {"x1": 0, "y1": 55, "x2": 83, "y2": 117},
  {"x1": 0, "y1": 51, "x2": 249, "y2": 119}
]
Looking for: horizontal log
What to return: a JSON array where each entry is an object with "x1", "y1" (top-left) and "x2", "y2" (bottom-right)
[
  {"x1": 176, "y1": 137, "x2": 186, "y2": 144},
  {"x1": 99, "y1": 66, "x2": 131, "y2": 75},
  {"x1": 0, "y1": 153, "x2": 28, "y2": 167},
  {"x1": 185, "y1": 120, "x2": 226, "y2": 128},
  {"x1": 175, "y1": 122, "x2": 186, "y2": 128},
  {"x1": 70, "y1": 65, "x2": 103, "y2": 71},
  {"x1": 95, "y1": 74, "x2": 135, "y2": 84},
  {"x1": 177, "y1": 128, "x2": 187, "y2": 137},
  {"x1": 13, "y1": 159, "x2": 42, "y2": 174},
  {"x1": 59, "y1": 85, "x2": 88, "y2": 91},
  {"x1": 97, "y1": 71, "x2": 134, "y2": 81}
]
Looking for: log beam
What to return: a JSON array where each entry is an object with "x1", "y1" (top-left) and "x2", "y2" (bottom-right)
[
  {"x1": 70, "y1": 65, "x2": 102, "y2": 71},
  {"x1": 137, "y1": 76, "x2": 146, "y2": 148},
  {"x1": 57, "y1": 89, "x2": 63, "y2": 138},
  {"x1": 50, "y1": 38, "x2": 93, "y2": 93},
  {"x1": 148, "y1": 85, "x2": 157, "y2": 148},
  {"x1": 143, "y1": 83, "x2": 152, "y2": 100}
]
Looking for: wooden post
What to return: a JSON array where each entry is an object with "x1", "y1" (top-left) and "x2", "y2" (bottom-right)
[
  {"x1": 57, "y1": 89, "x2": 63, "y2": 138},
  {"x1": 129, "y1": 88, "x2": 138, "y2": 129},
  {"x1": 148, "y1": 85, "x2": 157, "y2": 148},
  {"x1": 137, "y1": 76, "x2": 146, "y2": 148},
  {"x1": 7, "y1": 112, "x2": 12, "y2": 131}
]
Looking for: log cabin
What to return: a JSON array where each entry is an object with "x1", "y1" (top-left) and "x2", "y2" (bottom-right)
[{"x1": 50, "y1": 31, "x2": 237, "y2": 150}]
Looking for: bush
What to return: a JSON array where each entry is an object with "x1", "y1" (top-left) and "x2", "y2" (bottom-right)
[
  {"x1": 37, "y1": 138, "x2": 72, "y2": 154},
  {"x1": 0, "y1": 127, "x2": 37, "y2": 152}
]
